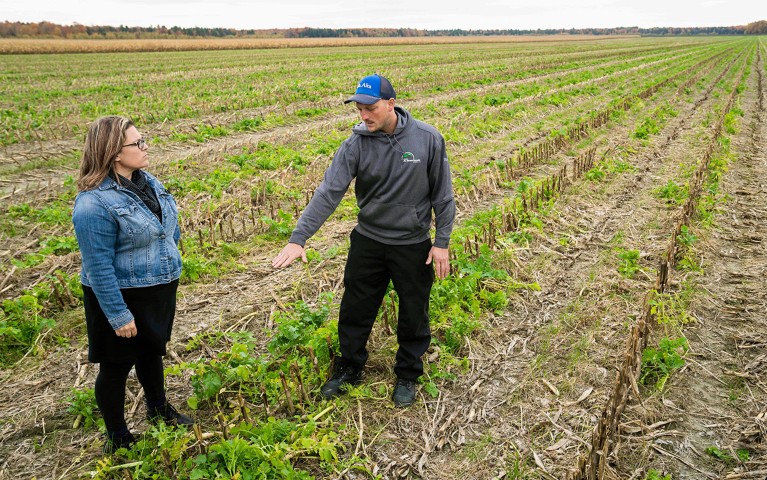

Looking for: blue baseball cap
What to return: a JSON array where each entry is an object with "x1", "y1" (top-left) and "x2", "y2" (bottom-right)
[{"x1": 344, "y1": 74, "x2": 396, "y2": 104}]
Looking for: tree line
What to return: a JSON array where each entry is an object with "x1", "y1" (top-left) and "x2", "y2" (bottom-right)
[{"x1": 1, "y1": 20, "x2": 765, "y2": 39}]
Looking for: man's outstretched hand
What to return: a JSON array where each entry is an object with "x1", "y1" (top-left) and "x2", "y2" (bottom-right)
[{"x1": 272, "y1": 243, "x2": 307, "y2": 269}]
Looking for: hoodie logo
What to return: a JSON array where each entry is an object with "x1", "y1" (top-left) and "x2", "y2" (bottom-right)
[{"x1": 402, "y1": 152, "x2": 421, "y2": 164}]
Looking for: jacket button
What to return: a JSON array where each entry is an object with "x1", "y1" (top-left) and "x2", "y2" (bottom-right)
[{"x1": 160, "y1": 234, "x2": 166, "y2": 239}]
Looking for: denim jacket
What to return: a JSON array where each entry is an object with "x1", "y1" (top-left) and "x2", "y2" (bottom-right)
[{"x1": 72, "y1": 171, "x2": 182, "y2": 330}]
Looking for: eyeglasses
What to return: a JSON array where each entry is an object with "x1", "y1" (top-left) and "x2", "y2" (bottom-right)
[{"x1": 123, "y1": 137, "x2": 147, "y2": 150}]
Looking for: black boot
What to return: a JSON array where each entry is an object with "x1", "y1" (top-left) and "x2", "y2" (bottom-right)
[
  {"x1": 392, "y1": 378, "x2": 416, "y2": 407},
  {"x1": 147, "y1": 402, "x2": 194, "y2": 426},
  {"x1": 320, "y1": 362, "x2": 362, "y2": 399},
  {"x1": 103, "y1": 431, "x2": 136, "y2": 454}
]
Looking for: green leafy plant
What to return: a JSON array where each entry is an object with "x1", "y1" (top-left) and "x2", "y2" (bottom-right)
[
  {"x1": 634, "y1": 102, "x2": 678, "y2": 140},
  {"x1": 186, "y1": 419, "x2": 337, "y2": 479},
  {"x1": 676, "y1": 225, "x2": 702, "y2": 272},
  {"x1": 706, "y1": 446, "x2": 730, "y2": 461},
  {"x1": 268, "y1": 292, "x2": 333, "y2": 356},
  {"x1": 653, "y1": 180, "x2": 688, "y2": 205},
  {"x1": 168, "y1": 294, "x2": 337, "y2": 410},
  {"x1": 66, "y1": 387, "x2": 103, "y2": 431},
  {"x1": 605, "y1": 158, "x2": 637, "y2": 175},
  {"x1": 633, "y1": 116, "x2": 659, "y2": 139},
  {"x1": 644, "y1": 470, "x2": 671, "y2": 480},
  {"x1": 617, "y1": 248, "x2": 641, "y2": 278},
  {"x1": 261, "y1": 210, "x2": 296, "y2": 239},
  {"x1": 649, "y1": 291, "x2": 695, "y2": 334},
  {"x1": 180, "y1": 251, "x2": 219, "y2": 283},
  {"x1": 295, "y1": 107, "x2": 328, "y2": 118},
  {"x1": 705, "y1": 446, "x2": 750, "y2": 463},
  {"x1": 737, "y1": 449, "x2": 750, "y2": 462},
  {"x1": 179, "y1": 339, "x2": 267, "y2": 408},
  {"x1": 231, "y1": 117, "x2": 264, "y2": 132},
  {"x1": 584, "y1": 165, "x2": 606, "y2": 181},
  {"x1": 430, "y1": 247, "x2": 522, "y2": 354},
  {"x1": 104, "y1": 421, "x2": 194, "y2": 477},
  {"x1": 10, "y1": 235, "x2": 79, "y2": 269},
  {"x1": 640, "y1": 336, "x2": 688, "y2": 391},
  {"x1": 7, "y1": 199, "x2": 74, "y2": 226},
  {"x1": 0, "y1": 294, "x2": 55, "y2": 366},
  {"x1": 172, "y1": 124, "x2": 230, "y2": 143},
  {"x1": 677, "y1": 253, "x2": 703, "y2": 273},
  {"x1": 677, "y1": 225, "x2": 697, "y2": 247}
]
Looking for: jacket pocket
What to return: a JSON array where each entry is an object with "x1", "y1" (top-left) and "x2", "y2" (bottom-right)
[{"x1": 112, "y1": 203, "x2": 152, "y2": 245}]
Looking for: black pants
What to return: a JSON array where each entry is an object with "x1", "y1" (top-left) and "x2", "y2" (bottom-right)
[
  {"x1": 95, "y1": 356, "x2": 166, "y2": 435},
  {"x1": 338, "y1": 230, "x2": 434, "y2": 380}
]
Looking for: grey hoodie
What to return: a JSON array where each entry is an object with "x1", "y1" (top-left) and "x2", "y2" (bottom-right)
[{"x1": 289, "y1": 106, "x2": 455, "y2": 248}]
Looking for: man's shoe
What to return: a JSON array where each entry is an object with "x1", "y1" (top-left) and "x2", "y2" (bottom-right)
[
  {"x1": 147, "y1": 402, "x2": 194, "y2": 426},
  {"x1": 103, "y1": 431, "x2": 135, "y2": 454},
  {"x1": 392, "y1": 378, "x2": 416, "y2": 407},
  {"x1": 321, "y1": 363, "x2": 362, "y2": 399}
]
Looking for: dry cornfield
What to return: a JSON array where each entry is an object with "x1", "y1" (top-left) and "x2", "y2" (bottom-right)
[{"x1": 0, "y1": 35, "x2": 766, "y2": 479}]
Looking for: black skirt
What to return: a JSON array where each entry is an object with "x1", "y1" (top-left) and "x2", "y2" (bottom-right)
[{"x1": 83, "y1": 280, "x2": 178, "y2": 363}]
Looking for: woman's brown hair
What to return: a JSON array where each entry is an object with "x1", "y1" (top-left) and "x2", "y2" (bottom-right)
[{"x1": 77, "y1": 116, "x2": 134, "y2": 191}]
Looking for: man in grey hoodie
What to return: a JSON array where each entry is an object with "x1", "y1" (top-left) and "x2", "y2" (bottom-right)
[{"x1": 272, "y1": 74, "x2": 455, "y2": 407}]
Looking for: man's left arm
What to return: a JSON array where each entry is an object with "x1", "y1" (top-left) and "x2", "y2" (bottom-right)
[{"x1": 427, "y1": 133, "x2": 456, "y2": 279}]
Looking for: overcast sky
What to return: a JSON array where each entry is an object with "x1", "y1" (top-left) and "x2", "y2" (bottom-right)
[{"x1": 2, "y1": 0, "x2": 763, "y2": 30}]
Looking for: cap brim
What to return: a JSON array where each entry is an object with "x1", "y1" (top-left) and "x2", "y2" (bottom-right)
[{"x1": 344, "y1": 94, "x2": 381, "y2": 105}]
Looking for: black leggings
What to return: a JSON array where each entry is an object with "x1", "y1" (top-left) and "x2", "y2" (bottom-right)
[{"x1": 95, "y1": 356, "x2": 166, "y2": 434}]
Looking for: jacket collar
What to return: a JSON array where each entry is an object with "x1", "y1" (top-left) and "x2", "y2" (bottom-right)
[{"x1": 97, "y1": 176, "x2": 119, "y2": 191}]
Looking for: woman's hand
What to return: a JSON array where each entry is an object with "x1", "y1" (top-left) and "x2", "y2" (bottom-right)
[{"x1": 115, "y1": 320, "x2": 137, "y2": 338}]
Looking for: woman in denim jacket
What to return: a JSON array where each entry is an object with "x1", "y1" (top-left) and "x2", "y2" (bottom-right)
[{"x1": 72, "y1": 116, "x2": 192, "y2": 452}]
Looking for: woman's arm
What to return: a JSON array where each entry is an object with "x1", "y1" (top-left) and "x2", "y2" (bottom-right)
[{"x1": 73, "y1": 194, "x2": 134, "y2": 330}]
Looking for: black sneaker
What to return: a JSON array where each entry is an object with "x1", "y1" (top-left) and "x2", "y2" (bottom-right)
[
  {"x1": 147, "y1": 402, "x2": 194, "y2": 426},
  {"x1": 103, "y1": 431, "x2": 136, "y2": 454},
  {"x1": 392, "y1": 378, "x2": 416, "y2": 407},
  {"x1": 320, "y1": 362, "x2": 362, "y2": 399}
]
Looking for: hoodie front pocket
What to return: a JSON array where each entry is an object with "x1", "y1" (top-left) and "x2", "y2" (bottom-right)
[{"x1": 358, "y1": 201, "x2": 420, "y2": 234}]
